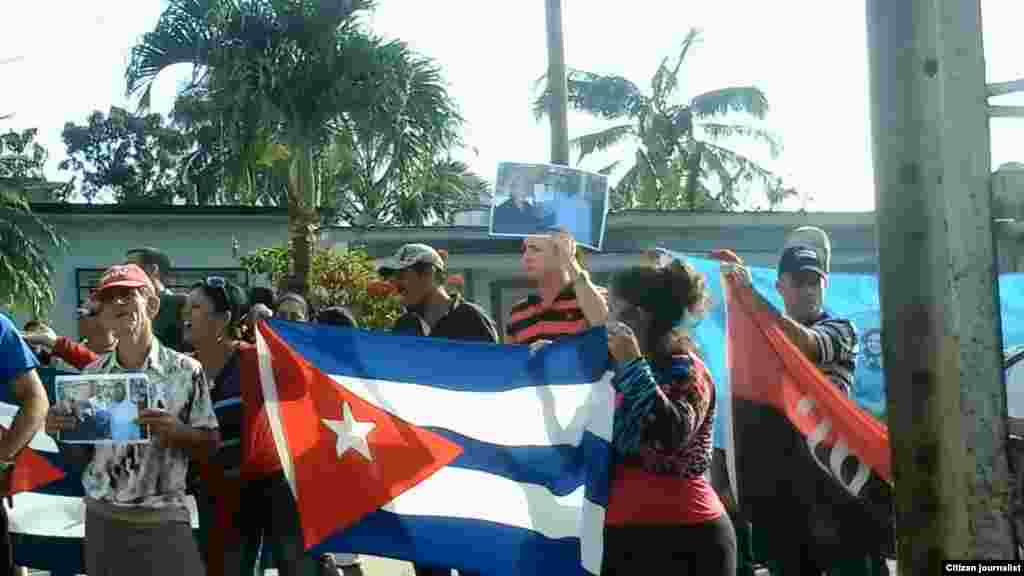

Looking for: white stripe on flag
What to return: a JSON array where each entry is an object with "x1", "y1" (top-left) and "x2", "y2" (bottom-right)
[
  {"x1": 0, "y1": 403, "x2": 58, "y2": 454},
  {"x1": 381, "y1": 466, "x2": 604, "y2": 574},
  {"x1": 329, "y1": 373, "x2": 615, "y2": 445},
  {"x1": 3, "y1": 494, "x2": 201, "y2": 538},
  {"x1": 5, "y1": 493, "x2": 83, "y2": 538},
  {"x1": 256, "y1": 326, "x2": 298, "y2": 499}
]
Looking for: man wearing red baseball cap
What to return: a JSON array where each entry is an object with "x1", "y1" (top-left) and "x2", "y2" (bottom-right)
[{"x1": 45, "y1": 264, "x2": 219, "y2": 576}]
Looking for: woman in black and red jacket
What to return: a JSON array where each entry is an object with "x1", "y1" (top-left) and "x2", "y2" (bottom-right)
[{"x1": 603, "y1": 260, "x2": 736, "y2": 575}]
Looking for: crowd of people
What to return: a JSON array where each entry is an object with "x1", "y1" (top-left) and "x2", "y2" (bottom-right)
[{"x1": 0, "y1": 224, "x2": 883, "y2": 576}]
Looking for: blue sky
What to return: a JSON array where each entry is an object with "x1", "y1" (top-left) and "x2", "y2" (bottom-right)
[{"x1": 2, "y1": 1, "x2": 1021, "y2": 211}]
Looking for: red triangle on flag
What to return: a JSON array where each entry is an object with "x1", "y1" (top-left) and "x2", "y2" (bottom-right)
[
  {"x1": 259, "y1": 326, "x2": 464, "y2": 550},
  {"x1": 3, "y1": 430, "x2": 65, "y2": 494}
]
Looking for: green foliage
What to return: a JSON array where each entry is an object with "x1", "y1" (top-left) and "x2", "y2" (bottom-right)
[
  {"x1": 0, "y1": 129, "x2": 66, "y2": 317},
  {"x1": 58, "y1": 106, "x2": 192, "y2": 203},
  {"x1": 534, "y1": 28, "x2": 794, "y2": 211},
  {"x1": 239, "y1": 244, "x2": 401, "y2": 329},
  {"x1": 127, "y1": 0, "x2": 476, "y2": 293},
  {"x1": 126, "y1": 0, "x2": 474, "y2": 224}
]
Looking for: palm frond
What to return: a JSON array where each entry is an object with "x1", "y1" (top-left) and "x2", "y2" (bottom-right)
[
  {"x1": 125, "y1": 0, "x2": 217, "y2": 101},
  {"x1": 690, "y1": 87, "x2": 769, "y2": 120},
  {"x1": 652, "y1": 28, "x2": 701, "y2": 109},
  {"x1": 533, "y1": 69, "x2": 644, "y2": 121},
  {"x1": 571, "y1": 124, "x2": 634, "y2": 165},
  {"x1": 596, "y1": 160, "x2": 622, "y2": 176},
  {"x1": 668, "y1": 28, "x2": 701, "y2": 95},
  {"x1": 701, "y1": 141, "x2": 793, "y2": 208},
  {"x1": 698, "y1": 123, "x2": 782, "y2": 158}
]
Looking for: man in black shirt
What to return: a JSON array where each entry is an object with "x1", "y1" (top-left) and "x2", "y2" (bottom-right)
[
  {"x1": 492, "y1": 170, "x2": 547, "y2": 236},
  {"x1": 378, "y1": 243, "x2": 497, "y2": 576},
  {"x1": 379, "y1": 244, "x2": 498, "y2": 344}
]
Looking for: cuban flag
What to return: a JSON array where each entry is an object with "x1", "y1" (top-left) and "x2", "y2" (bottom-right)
[
  {"x1": 250, "y1": 319, "x2": 614, "y2": 576},
  {"x1": 0, "y1": 371, "x2": 86, "y2": 575}
]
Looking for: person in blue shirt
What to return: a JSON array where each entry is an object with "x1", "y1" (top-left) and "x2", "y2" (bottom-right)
[{"x1": 0, "y1": 312, "x2": 51, "y2": 576}]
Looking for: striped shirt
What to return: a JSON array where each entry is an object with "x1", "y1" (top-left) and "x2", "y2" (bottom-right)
[
  {"x1": 505, "y1": 283, "x2": 608, "y2": 345},
  {"x1": 806, "y1": 312, "x2": 858, "y2": 396}
]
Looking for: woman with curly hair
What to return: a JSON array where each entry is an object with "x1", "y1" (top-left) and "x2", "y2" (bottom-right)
[{"x1": 603, "y1": 259, "x2": 736, "y2": 575}]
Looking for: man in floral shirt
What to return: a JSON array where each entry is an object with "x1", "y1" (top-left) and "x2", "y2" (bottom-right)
[{"x1": 46, "y1": 264, "x2": 218, "y2": 576}]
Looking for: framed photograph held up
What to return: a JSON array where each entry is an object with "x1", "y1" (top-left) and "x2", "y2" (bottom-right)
[
  {"x1": 53, "y1": 374, "x2": 153, "y2": 444},
  {"x1": 489, "y1": 162, "x2": 610, "y2": 251}
]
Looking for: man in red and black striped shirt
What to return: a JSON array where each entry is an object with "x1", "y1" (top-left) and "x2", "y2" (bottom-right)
[{"x1": 505, "y1": 231, "x2": 608, "y2": 347}]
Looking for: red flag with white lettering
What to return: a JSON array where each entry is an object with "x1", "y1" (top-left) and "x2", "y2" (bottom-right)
[{"x1": 725, "y1": 275, "x2": 894, "y2": 563}]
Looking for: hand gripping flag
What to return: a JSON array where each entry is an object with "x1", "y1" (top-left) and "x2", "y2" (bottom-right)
[
  {"x1": 724, "y1": 275, "x2": 895, "y2": 564},
  {"x1": 252, "y1": 319, "x2": 615, "y2": 576}
]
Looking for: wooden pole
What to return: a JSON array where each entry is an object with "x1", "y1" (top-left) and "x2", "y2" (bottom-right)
[
  {"x1": 867, "y1": 0, "x2": 1016, "y2": 570},
  {"x1": 544, "y1": 0, "x2": 570, "y2": 166}
]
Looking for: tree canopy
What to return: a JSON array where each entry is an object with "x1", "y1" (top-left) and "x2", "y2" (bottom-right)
[{"x1": 534, "y1": 29, "x2": 794, "y2": 211}]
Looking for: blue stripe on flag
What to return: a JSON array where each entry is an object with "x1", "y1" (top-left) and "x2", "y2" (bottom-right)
[
  {"x1": 11, "y1": 534, "x2": 83, "y2": 574},
  {"x1": 315, "y1": 511, "x2": 594, "y2": 576},
  {"x1": 430, "y1": 428, "x2": 611, "y2": 505},
  {"x1": 268, "y1": 320, "x2": 611, "y2": 392}
]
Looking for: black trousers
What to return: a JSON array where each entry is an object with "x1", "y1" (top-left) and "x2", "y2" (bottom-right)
[{"x1": 602, "y1": 515, "x2": 737, "y2": 576}]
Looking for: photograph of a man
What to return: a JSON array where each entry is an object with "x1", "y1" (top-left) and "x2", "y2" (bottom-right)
[
  {"x1": 109, "y1": 381, "x2": 141, "y2": 441},
  {"x1": 491, "y1": 164, "x2": 548, "y2": 235},
  {"x1": 58, "y1": 381, "x2": 111, "y2": 442},
  {"x1": 490, "y1": 162, "x2": 609, "y2": 251},
  {"x1": 54, "y1": 374, "x2": 150, "y2": 443}
]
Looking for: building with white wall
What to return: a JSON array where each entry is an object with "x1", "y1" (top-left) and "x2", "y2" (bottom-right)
[
  {"x1": 24, "y1": 204, "x2": 290, "y2": 339},
  {"x1": 13, "y1": 202, "x2": 891, "y2": 339}
]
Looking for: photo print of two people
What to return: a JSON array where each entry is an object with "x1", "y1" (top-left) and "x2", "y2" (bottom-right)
[
  {"x1": 490, "y1": 162, "x2": 610, "y2": 250},
  {"x1": 54, "y1": 375, "x2": 151, "y2": 444}
]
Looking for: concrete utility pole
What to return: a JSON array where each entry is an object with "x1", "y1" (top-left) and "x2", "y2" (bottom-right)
[
  {"x1": 867, "y1": 0, "x2": 1016, "y2": 570},
  {"x1": 544, "y1": 0, "x2": 570, "y2": 166}
]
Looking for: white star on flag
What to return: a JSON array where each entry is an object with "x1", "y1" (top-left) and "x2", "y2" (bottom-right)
[{"x1": 322, "y1": 401, "x2": 376, "y2": 461}]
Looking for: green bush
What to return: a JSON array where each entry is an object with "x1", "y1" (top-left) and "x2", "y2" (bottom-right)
[{"x1": 240, "y1": 245, "x2": 401, "y2": 329}]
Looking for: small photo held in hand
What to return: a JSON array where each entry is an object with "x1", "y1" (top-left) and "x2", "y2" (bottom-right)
[
  {"x1": 54, "y1": 374, "x2": 153, "y2": 444},
  {"x1": 489, "y1": 162, "x2": 609, "y2": 251}
]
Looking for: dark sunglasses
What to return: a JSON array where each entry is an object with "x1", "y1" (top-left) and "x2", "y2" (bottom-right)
[
  {"x1": 196, "y1": 276, "x2": 237, "y2": 314},
  {"x1": 202, "y1": 276, "x2": 229, "y2": 298}
]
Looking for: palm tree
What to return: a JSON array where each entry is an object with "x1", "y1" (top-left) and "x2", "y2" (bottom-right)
[
  {"x1": 126, "y1": 0, "x2": 464, "y2": 294},
  {"x1": 534, "y1": 28, "x2": 792, "y2": 211}
]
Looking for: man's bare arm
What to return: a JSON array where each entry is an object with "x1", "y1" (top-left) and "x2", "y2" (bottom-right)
[
  {"x1": 0, "y1": 370, "x2": 49, "y2": 461},
  {"x1": 746, "y1": 289, "x2": 821, "y2": 361},
  {"x1": 573, "y1": 271, "x2": 609, "y2": 328}
]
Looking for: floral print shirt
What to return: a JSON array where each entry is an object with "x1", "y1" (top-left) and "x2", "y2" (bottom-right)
[{"x1": 79, "y1": 339, "x2": 218, "y2": 509}]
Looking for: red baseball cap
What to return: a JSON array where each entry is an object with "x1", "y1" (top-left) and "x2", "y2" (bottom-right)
[{"x1": 96, "y1": 264, "x2": 153, "y2": 296}]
